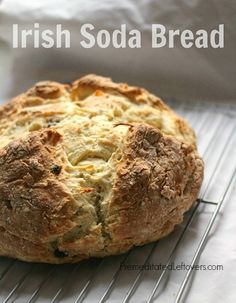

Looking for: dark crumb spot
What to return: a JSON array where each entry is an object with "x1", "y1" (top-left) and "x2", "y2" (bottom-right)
[
  {"x1": 54, "y1": 249, "x2": 69, "y2": 258},
  {"x1": 46, "y1": 118, "x2": 61, "y2": 128},
  {"x1": 47, "y1": 122, "x2": 58, "y2": 128},
  {"x1": 5, "y1": 200, "x2": 12, "y2": 210},
  {"x1": 50, "y1": 165, "x2": 62, "y2": 175},
  {"x1": 47, "y1": 123, "x2": 55, "y2": 128}
]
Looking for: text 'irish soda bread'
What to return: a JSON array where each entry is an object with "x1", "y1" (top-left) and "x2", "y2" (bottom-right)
[{"x1": 0, "y1": 75, "x2": 204, "y2": 263}]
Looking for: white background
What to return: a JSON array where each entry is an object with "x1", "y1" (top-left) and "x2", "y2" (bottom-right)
[
  {"x1": 0, "y1": 1, "x2": 235, "y2": 302},
  {"x1": 0, "y1": 0, "x2": 235, "y2": 101}
]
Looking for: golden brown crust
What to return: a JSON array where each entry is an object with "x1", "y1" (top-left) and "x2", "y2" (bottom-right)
[
  {"x1": 105, "y1": 124, "x2": 203, "y2": 253},
  {"x1": 71, "y1": 74, "x2": 196, "y2": 147},
  {"x1": 0, "y1": 130, "x2": 72, "y2": 240},
  {"x1": 72, "y1": 74, "x2": 167, "y2": 108},
  {"x1": 0, "y1": 129, "x2": 77, "y2": 262},
  {"x1": 27, "y1": 81, "x2": 69, "y2": 99},
  {"x1": 0, "y1": 75, "x2": 204, "y2": 263}
]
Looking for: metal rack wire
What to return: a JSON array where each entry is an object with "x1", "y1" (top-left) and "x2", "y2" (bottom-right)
[{"x1": 0, "y1": 100, "x2": 236, "y2": 303}]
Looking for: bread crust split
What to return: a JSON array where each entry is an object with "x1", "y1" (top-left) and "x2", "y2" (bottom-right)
[{"x1": 0, "y1": 75, "x2": 204, "y2": 263}]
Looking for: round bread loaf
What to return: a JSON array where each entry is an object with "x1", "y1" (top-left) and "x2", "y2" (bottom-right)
[{"x1": 0, "y1": 75, "x2": 204, "y2": 263}]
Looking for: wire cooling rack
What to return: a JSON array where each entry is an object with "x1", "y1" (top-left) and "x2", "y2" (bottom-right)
[{"x1": 0, "y1": 99, "x2": 236, "y2": 303}]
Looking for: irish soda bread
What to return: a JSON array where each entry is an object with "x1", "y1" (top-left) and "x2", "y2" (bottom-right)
[{"x1": 0, "y1": 75, "x2": 204, "y2": 263}]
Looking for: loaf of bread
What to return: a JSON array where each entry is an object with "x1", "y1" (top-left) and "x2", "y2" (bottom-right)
[{"x1": 0, "y1": 75, "x2": 204, "y2": 263}]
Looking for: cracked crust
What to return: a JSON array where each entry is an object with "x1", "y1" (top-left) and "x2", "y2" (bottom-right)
[
  {"x1": 105, "y1": 124, "x2": 203, "y2": 254},
  {"x1": 0, "y1": 75, "x2": 204, "y2": 263}
]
